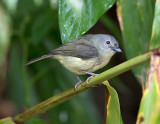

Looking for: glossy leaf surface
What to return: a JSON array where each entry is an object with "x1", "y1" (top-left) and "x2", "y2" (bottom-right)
[
  {"x1": 117, "y1": 0, "x2": 156, "y2": 82},
  {"x1": 59, "y1": 0, "x2": 116, "y2": 43}
]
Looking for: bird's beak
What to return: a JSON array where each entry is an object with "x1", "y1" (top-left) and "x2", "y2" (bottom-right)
[{"x1": 112, "y1": 47, "x2": 122, "y2": 53}]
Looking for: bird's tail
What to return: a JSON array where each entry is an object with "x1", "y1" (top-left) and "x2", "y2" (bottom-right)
[{"x1": 24, "y1": 54, "x2": 53, "y2": 65}]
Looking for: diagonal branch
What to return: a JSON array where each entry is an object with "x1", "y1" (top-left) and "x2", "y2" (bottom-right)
[{"x1": 14, "y1": 51, "x2": 152, "y2": 122}]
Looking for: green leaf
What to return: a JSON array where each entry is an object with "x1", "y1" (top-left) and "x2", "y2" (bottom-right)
[
  {"x1": 148, "y1": 97, "x2": 160, "y2": 124},
  {"x1": 150, "y1": 0, "x2": 160, "y2": 50},
  {"x1": 136, "y1": 54, "x2": 160, "y2": 124},
  {"x1": 25, "y1": 118, "x2": 48, "y2": 124},
  {"x1": 59, "y1": 0, "x2": 116, "y2": 43},
  {"x1": 117, "y1": 0, "x2": 156, "y2": 82},
  {"x1": 8, "y1": 44, "x2": 25, "y2": 111},
  {"x1": 0, "y1": 117, "x2": 15, "y2": 124},
  {"x1": 103, "y1": 81, "x2": 123, "y2": 124},
  {"x1": 137, "y1": 79, "x2": 159, "y2": 124},
  {"x1": 31, "y1": 8, "x2": 56, "y2": 44},
  {"x1": 0, "y1": 4, "x2": 11, "y2": 78}
]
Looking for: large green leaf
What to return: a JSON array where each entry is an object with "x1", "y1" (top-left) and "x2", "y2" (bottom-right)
[
  {"x1": 103, "y1": 81, "x2": 123, "y2": 124},
  {"x1": 59, "y1": 0, "x2": 116, "y2": 43},
  {"x1": 150, "y1": 0, "x2": 160, "y2": 50},
  {"x1": 117, "y1": 0, "x2": 156, "y2": 82},
  {"x1": 136, "y1": 54, "x2": 160, "y2": 124}
]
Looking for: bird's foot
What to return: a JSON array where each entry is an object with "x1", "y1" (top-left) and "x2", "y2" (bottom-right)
[
  {"x1": 74, "y1": 76, "x2": 83, "y2": 90},
  {"x1": 81, "y1": 71, "x2": 98, "y2": 87},
  {"x1": 75, "y1": 80, "x2": 83, "y2": 90}
]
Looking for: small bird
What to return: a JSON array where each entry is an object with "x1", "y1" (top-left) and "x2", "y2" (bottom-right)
[{"x1": 25, "y1": 34, "x2": 121, "y2": 89}]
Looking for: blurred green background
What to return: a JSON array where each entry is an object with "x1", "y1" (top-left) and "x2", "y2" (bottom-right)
[{"x1": 0, "y1": 0, "x2": 143, "y2": 124}]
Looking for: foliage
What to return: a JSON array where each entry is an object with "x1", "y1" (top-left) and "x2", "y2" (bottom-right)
[
  {"x1": 103, "y1": 81, "x2": 123, "y2": 124},
  {"x1": 59, "y1": 0, "x2": 116, "y2": 43},
  {"x1": 0, "y1": 0, "x2": 160, "y2": 124},
  {"x1": 136, "y1": 53, "x2": 160, "y2": 124},
  {"x1": 117, "y1": 0, "x2": 156, "y2": 82}
]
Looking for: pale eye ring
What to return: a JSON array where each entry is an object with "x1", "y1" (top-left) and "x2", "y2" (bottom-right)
[{"x1": 106, "y1": 41, "x2": 110, "y2": 44}]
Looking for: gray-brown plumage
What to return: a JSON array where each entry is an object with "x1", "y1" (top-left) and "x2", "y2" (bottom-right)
[
  {"x1": 25, "y1": 34, "x2": 121, "y2": 88},
  {"x1": 50, "y1": 42, "x2": 99, "y2": 59},
  {"x1": 25, "y1": 35, "x2": 99, "y2": 65}
]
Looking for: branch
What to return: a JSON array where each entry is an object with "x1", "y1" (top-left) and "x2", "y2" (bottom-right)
[{"x1": 14, "y1": 51, "x2": 151, "y2": 122}]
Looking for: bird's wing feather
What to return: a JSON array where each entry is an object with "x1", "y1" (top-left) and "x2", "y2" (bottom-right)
[
  {"x1": 25, "y1": 35, "x2": 99, "y2": 65},
  {"x1": 50, "y1": 42, "x2": 99, "y2": 59}
]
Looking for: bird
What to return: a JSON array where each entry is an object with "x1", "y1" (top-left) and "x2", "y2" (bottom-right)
[{"x1": 25, "y1": 34, "x2": 121, "y2": 89}]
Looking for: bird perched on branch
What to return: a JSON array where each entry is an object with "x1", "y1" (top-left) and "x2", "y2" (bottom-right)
[{"x1": 25, "y1": 34, "x2": 121, "y2": 89}]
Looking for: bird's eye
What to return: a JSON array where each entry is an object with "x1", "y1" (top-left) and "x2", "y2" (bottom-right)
[{"x1": 106, "y1": 41, "x2": 110, "y2": 44}]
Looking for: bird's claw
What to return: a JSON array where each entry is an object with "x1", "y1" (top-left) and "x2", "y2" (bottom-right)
[
  {"x1": 74, "y1": 72, "x2": 98, "y2": 89},
  {"x1": 86, "y1": 74, "x2": 98, "y2": 87},
  {"x1": 80, "y1": 71, "x2": 99, "y2": 87},
  {"x1": 74, "y1": 76, "x2": 86, "y2": 90},
  {"x1": 74, "y1": 80, "x2": 83, "y2": 90}
]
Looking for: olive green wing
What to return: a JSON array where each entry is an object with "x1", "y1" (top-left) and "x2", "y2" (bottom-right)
[{"x1": 50, "y1": 42, "x2": 99, "y2": 59}]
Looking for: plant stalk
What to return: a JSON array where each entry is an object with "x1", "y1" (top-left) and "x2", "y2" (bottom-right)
[{"x1": 14, "y1": 51, "x2": 151, "y2": 122}]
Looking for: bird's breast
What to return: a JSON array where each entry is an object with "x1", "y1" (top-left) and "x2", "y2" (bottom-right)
[
  {"x1": 53, "y1": 55, "x2": 98, "y2": 75},
  {"x1": 53, "y1": 51, "x2": 114, "y2": 75}
]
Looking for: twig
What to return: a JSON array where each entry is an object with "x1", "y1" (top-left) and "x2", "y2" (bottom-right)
[{"x1": 14, "y1": 51, "x2": 151, "y2": 122}]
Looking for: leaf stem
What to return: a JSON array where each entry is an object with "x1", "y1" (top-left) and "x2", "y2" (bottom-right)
[{"x1": 14, "y1": 51, "x2": 151, "y2": 122}]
